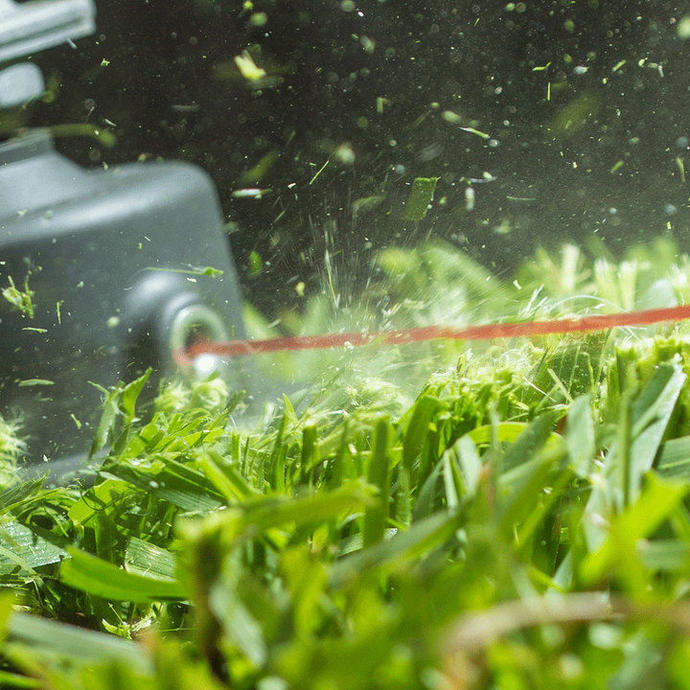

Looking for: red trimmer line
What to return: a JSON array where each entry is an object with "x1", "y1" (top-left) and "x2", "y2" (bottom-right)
[{"x1": 177, "y1": 304, "x2": 690, "y2": 366}]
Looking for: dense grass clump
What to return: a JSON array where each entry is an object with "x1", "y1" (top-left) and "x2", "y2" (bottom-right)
[{"x1": 2, "y1": 239, "x2": 690, "y2": 688}]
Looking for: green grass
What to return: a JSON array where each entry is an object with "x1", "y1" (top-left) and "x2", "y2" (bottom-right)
[{"x1": 2, "y1": 238, "x2": 690, "y2": 688}]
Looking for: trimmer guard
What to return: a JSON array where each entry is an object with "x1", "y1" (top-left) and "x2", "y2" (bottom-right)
[{"x1": 0, "y1": 130, "x2": 247, "y2": 474}]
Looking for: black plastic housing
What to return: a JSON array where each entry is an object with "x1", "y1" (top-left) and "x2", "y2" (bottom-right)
[{"x1": 0, "y1": 130, "x2": 246, "y2": 474}]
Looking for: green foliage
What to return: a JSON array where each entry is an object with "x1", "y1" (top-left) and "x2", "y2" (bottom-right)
[{"x1": 3, "y1": 240, "x2": 690, "y2": 687}]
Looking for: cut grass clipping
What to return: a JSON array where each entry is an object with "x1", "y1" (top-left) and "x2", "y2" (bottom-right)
[{"x1": 3, "y1": 239, "x2": 690, "y2": 688}]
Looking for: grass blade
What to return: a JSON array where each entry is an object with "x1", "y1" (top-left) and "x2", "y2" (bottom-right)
[
  {"x1": 363, "y1": 418, "x2": 391, "y2": 548},
  {"x1": 7, "y1": 612, "x2": 150, "y2": 672},
  {"x1": 60, "y1": 548, "x2": 186, "y2": 602}
]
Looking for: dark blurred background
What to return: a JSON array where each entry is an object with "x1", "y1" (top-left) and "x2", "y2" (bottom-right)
[{"x1": 19, "y1": 0, "x2": 690, "y2": 315}]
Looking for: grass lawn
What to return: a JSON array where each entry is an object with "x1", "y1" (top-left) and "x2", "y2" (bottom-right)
[{"x1": 2, "y1": 238, "x2": 690, "y2": 689}]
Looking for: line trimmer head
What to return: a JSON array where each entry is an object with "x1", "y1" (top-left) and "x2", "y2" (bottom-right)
[{"x1": 0, "y1": 0, "x2": 248, "y2": 475}]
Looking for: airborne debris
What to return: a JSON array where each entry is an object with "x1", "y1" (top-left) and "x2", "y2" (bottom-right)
[
  {"x1": 234, "y1": 51, "x2": 266, "y2": 81},
  {"x1": 465, "y1": 186, "x2": 475, "y2": 211},
  {"x1": 459, "y1": 125, "x2": 490, "y2": 140},
  {"x1": 232, "y1": 188, "x2": 270, "y2": 199},
  {"x1": 17, "y1": 379, "x2": 54, "y2": 387},
  {"x1": 404, "y1": 177, "x2": 439, "y2": 221},
  {"x1": 532, "y1": 61, "x2": 551, "y2": 71},
  {"x1": 146, "y1": 265, "x2": 224, "y2": 278},
  {"x1": 2, "y1": 275, "x2": 34, "y2": 318}
]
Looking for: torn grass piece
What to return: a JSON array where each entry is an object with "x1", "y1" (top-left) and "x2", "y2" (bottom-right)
[{"x1": 403, "y1": 176, "x2": 439, "y2": 221}]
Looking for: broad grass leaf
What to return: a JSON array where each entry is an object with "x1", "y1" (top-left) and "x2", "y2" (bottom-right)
[
  {"x1": 89, "y1": 387, "x2": 121, "y2": 458},
  {"x1": 497, "y1": 445, "x2": 567, "y2": 540},
  {"x1": 656, "y1": 436, "x2": 690, "y2": 479},
  {"x1": 60, "y1": 548, "x2": 186, "y2": 603},
  {"x1": 7, "y1": 612, "x2": 150, "y2": 673},
  {"x1": 0, "y1": 522, "x2": 67, "y2": 575},
  {"x1": 208, "y1": 585, "x2": 267, "y2": 667},
  {"x1": 281, "y1": 546, "x2": 327, "y2": 638},
  {"x1": 637, "y1": 539, "x2": 690, "y2": 573},
  {"x1": 501, "y1": 411, "x2": 560, "y2": 472},
  {"x1": 88, "y1": 369, "x2": 152, "y2": 458},
  {"x1": 467, "y1": 422, "x2": 561, "y2": 448},
  {"x1": 566, "y1": 395, "x2": 595, "y2": 476},
  {"x1": 584, "y1": 361, "x2": 686, "y2": 551},
  {"x1": 104, "y1": 455, "x2": 224, "y2": 513},
  {"x1": 68, "y1": 478, "x2": 131, "y2": 526},
  {"x1": 179, "y1": 481, "x2": 377, "y2": 553},
  {"x1": 441, "y1": 455, "x2": 461, "y2": 510},
  {"x1": 124, "y1": 537, "x2": 178, "y2": 580},
  {"x1": 0, "y1": 593, "x2": 15, "y2": 645},
  {"x1": 0, "y1": 478, "x2": 46, "y2": 514},
  {"x1": 628, "y1": 362, "x2": 686, "y2": 493},
  {"x1": 197, "y1": 449, "x2": 258, "y2": 504},
  {"x1": 120, "y1": 368, "x2": 152, "y2": 422},
  {"x1": 440, "y1": 435, "x2": 481, "y2": 499},
  {"x1": 330, "y1": 510, "x2": 461, "y2": 587},
  {"x1": 580, "y1": 473, "x2": 689, "y2": 590},
  {"x1": 363, "y1": 418, "x2": 391, "y2": 547},
  {"x1": 402, "y1": 395, "x2": 444, "y2": 471},
  {"x1": 234, "y1": 480, "x2": 376, "y2": 538},
  {"x1": 411, "y1": 461, "x2": 444, "y2": 521}
]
